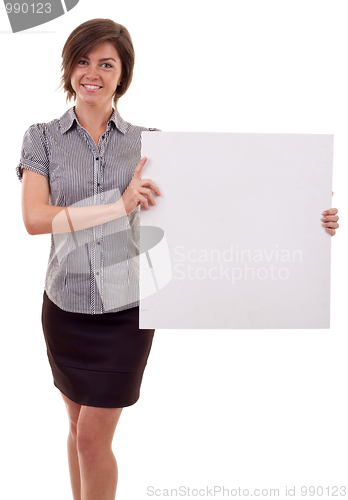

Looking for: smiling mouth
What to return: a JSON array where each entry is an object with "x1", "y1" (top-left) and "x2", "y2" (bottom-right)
[{"x1": 82, "y1": 84, "x2": 102, "y2": 90}]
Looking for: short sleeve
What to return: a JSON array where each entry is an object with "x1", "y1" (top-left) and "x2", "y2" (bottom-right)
[{"x1": 16, "y1": 123, "x2": 49, "y2": 183}]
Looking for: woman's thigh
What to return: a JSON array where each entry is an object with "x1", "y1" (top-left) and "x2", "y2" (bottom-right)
[
  {"x1": 60, "y1": 391, "x2": 82, "y2": 434},
  {"x1": 76, "y1": 405, "x2": 123, "y2": 452}
]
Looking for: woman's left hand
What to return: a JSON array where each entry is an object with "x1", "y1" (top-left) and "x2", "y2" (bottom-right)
[{"x1": 321, "y1": 191, "x2": 339, "y2": 236}]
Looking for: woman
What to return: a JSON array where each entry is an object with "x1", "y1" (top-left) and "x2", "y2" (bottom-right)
[
  {"x1": 17, "y1": 18, "x2": 161, "y2": 500},
  {"x1": 16, "y1": 17, "x2": 339, "y2": 500}
]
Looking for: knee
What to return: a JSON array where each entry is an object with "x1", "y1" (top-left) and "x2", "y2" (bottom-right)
[
  {"x1": 76, "y1": 427, "x2": 103, "y2": 460},
  {"x1": 75, "y1": 407, "x2": 122, "y2": 460},
  {"x1": 69, "y1": 420, "x2": 78, "y2": 441}
]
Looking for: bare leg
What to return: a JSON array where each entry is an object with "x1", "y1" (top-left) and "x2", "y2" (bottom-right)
[
  {"x1": 76, "y1": 404, "x2": 123, "y2": 500},
  {"x1": 67, "y1": 430, "x2": 82, "y2": 499},
  {"x1": 60, "y1": 391, "x2": 82, "y2": 500}
]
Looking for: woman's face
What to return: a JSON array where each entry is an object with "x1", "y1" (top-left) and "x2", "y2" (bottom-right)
[{"x1": 70, "y1": 41, "x2": 123, "y2": 109}]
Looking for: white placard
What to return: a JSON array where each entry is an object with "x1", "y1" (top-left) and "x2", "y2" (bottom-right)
[{"x1": 140, "y1": 132, "x2": 333, "y2": 329}]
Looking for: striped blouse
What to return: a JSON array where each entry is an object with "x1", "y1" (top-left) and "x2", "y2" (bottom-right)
[{"x1": 16, "y1": 106, "x2": 159, "y2": 314}]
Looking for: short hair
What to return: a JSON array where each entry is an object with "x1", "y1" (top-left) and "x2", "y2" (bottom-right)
[{"x1": 59, "y1": 18, "x2": 135, "y2": 111}]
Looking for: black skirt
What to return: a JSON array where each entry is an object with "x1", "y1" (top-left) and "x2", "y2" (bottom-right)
[{"x1": 41, "y1": 291, "x2": 155, "y2": 408}]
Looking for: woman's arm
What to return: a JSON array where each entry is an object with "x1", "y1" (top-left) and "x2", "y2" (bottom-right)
[{"x1": 21, "y1": 157, "x2": 160, "y2": 236}]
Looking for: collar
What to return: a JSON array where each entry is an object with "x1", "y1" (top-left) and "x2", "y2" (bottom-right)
[{"x1": 59, "y1": 106, "x2": 129, "y2": 135}]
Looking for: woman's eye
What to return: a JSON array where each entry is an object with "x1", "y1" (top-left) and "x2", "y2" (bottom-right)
[{"x1": 76, "y1": 61, "x2": 112, "y2": 68}]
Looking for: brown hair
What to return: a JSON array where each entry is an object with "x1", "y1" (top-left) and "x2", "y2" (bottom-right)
[{"x1": 59, "y1": 18, "x2": 135, "y2": 111}]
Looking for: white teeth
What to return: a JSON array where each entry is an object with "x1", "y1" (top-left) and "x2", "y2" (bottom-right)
[{"x1": 83, "y1": 85, "x2": 101, "y2": 89}]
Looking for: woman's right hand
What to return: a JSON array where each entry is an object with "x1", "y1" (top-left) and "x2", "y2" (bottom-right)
[{"x1": 121, "y1": 156, "x2": 161, "y2": 215}]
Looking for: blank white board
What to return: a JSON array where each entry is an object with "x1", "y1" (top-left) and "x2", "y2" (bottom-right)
[{"x1": 140, "y1": 132, "x2": 333, "y2": 329}]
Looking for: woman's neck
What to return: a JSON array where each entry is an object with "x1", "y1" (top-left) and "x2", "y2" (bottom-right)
[{"x1": 73, "y1": 101, "x2": 114, "y2": 132}]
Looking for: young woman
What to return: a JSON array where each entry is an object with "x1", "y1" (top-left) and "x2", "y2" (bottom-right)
[
  {"x1": 17, "y1": 18, "x2": 161, "y2": 500},
  {"x1": 16, "y1": 17, "x2": 339, "y2": 500}
]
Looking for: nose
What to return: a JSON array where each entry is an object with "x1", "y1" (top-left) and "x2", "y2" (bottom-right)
[{"x1": 86, "y1": 65, "x2": 100, "y2": 80}]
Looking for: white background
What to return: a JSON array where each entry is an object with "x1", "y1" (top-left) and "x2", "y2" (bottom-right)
[{"x1": 1, "y1": 1, "x2": 347, "y2": 499}]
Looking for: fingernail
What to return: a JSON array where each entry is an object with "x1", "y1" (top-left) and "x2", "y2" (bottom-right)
[{"x1": 323, "y1": 211, "x2": 327, "y2": 215}]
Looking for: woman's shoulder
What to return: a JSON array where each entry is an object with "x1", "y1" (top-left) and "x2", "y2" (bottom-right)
[
  {"x1": 143, "y1": 126, "x2": 161, "y2": 132},
  {"x1": 23, "y1": 116, "x2": 61, "y2": 137},
  {"x1": 24, "y1": 108, "x2": 78, "y2": 137},
  {"x1": 125, "y1": 122, "x2": 162, "y2": 134},
  {"x1": 114, "y1": 111, "x2": 161, "y2": 134}
]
